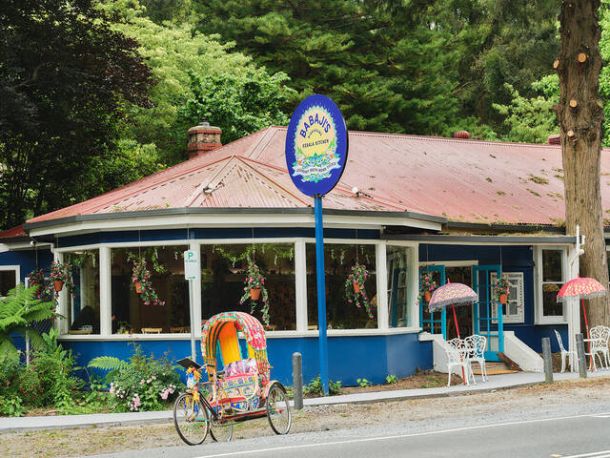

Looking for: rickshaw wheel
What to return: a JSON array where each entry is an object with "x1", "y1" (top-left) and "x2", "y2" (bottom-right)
[
  {"x1": 209, "y1": 412, "x2": 234, "y2": 442},
  {"x1": 173, "y1": 393, "x2": 210, "y2": 446},
  {"x1": 266, "y1": 382, "x2": 292, "y2": 435}
]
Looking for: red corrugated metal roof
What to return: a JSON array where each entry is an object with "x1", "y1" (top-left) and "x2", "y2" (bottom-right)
[
  {"x1": 0, "y1": 225, "x2": 26, "y2": 239},
  {"x1": 27, "y1": 127, "x2": 609, "y2": 226}
]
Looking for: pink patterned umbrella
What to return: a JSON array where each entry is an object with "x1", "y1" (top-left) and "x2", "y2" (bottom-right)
[
  {"x1": 429, "y1": 282, "x2": 478, "y2": 340},
  {"x1": 428, "y1": 283, "x2": 478, "y2": 312},
  {"x1": 557, "y1": 277, "x2": 607, "y2": 355},
  {"x1": 556, "y1": 277, "x2": 607, "y2": 302}
]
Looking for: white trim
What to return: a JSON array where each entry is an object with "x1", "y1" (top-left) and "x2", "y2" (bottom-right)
[
  {"x1": 419, "y1": 260, "x2": 479, "y2": 267},
  {"x1": 99, "y1": 247, "x2": 112, "y2": 336},
  {"x1": 376, "y1": 241, "x2": 388, "y2": 330},
  {"x1": 294, "y1": 240, "x2": 307, "y2": 332},
  {"x1": 57, "y1": 326, "x2": 422, "y2": 341},
  {"x1": 189, "y1": 241, "x2": 203, "y2": 339},
  {"x1": 29, "y1": 213, "x2": 441, "y2": 238},
  {"x1": 534, "y1": 246, "x2": 568, "y2": 325},
  {"x1": 0, "y1": 265, "x2": 20, "y2": 296}
]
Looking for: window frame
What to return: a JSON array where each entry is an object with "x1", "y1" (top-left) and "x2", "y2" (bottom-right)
[
  {"x1": 535, "y1": 246, "x2": 568, "y2": 325},
  {"x1": 54, "y1": 237, "x2": 423, "y2": 340},
  {"x1": 0, "y1": 265, "x2": 20, "y2": 297}
]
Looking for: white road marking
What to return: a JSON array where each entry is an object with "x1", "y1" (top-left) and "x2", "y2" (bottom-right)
[
  {"x1": 591, "y1": 414, "x2": 610, "y2": 418},
  {"x1": 558, "y1": 452, "x2": 610, "y2": 458},
  {"x1": 193, "y1": 411, "x2": 610, "y2": 458}
]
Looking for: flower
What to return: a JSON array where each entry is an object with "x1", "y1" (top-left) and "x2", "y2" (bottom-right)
[{"x1": 130, "y1": 394, "x2": 141, "y2": 411}]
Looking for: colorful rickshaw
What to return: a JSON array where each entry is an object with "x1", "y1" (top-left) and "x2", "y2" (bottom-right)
[{"x1": 173, "y1": 311, "x2": 292, "y2": 445}]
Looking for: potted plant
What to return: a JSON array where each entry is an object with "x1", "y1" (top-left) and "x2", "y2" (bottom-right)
[
  {"x1": 130, "y1": 255, "x2": 165, "y2": 306},
  {"x1": 345, "y1": 264, "x2": 374, "y2": 319},
  {"x1": 239, "y1": 260, "x2": 270, "y2": 326},
  {"x1": 495, "y1": 276, "x2": 510, "y2": 305},
  {"x1": 50, "y1": 261, "x2": 72, "y2": 293},
  {"x1": 420, "y1": 270, "x2": 437, "y2": 303}
]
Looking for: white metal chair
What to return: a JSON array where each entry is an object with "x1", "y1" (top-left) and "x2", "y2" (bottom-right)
[
  {"x1": 589, "y1": 326, "x2": 610, "y2": 370},
  {"x1": 444, "y1": 338, "x2": 475, "y2": 387},
  {"x1": 465, "y1": 335, "x2": 488, "y2": 382},
  {"x1": 554, "y1": 329, "x2": 576, "y2": 373}
]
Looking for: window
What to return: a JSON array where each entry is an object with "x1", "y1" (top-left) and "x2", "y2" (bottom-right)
[
  {"x1": 200, "y1": 244, "x2": 296, "y2": 330},
  {"x1": 491, "y1": 272, "x2": 525, "y2": 324},
  {"x1": 306, "y1": 243, "x2": 377, "y2": 330},
  {"x1": 536, "y1": 248, "x2": 566, "y2": 323},
  {"x1": 0, "y1": 267, "x2": 18, "y2": 297},
  {"x1": 63, "y1": 251, "x2": 100, "y2": 334},
  {"x1": 387, "y1": 246, "x2": 411, "y2": 328},
  {"x1": 111, "y1": 246, "x2": 189, "y2": 334}
]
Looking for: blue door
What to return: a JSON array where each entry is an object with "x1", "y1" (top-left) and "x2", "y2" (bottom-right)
[
  {"x1": 419, "y1": 265, "x2": 447, "y2": 339},
  {"x1": 473, "y1": 265, "x2": 504, "y2": 361}
]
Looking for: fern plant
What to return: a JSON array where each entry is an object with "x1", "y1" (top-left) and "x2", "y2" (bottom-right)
[
  {"x1": 0, "y1": 285, "x2": 56, "y2": 363},
  {"x1": 88, "y1": 356, "x2": 129, "y2": 373}
]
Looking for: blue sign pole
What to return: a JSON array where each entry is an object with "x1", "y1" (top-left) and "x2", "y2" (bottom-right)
[
  {"x1": 314, "y1": 195, "x2": 329, "y2": 395},
  {"x1": 285, "y1": 94, "x2": 348, "y2": 397}
]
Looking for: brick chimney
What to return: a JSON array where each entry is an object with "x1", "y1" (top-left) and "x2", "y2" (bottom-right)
[
  {"x1": 187, "y1": 121, "x2": 222, "y2": 159},
  {"x1": 452, "y1": 130, "x2": 471, "y2": 139}
]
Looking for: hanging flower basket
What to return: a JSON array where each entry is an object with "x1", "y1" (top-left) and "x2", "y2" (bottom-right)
[
  {"x1": 129, "y1": 255, "x2": 165, "y2": 306},
  {"x1": 494, "y1": 276, "x2": 510, "y2": 305},
  {"x1": 50, "y1": 261, "x2": 73, "y2": 295},
  {"x1": 345, "y1": 264, "x2": 373, "y2": 319},
  {"x1": 240, "y1": 260, "x2": 270, "y2": 326},
  {"x1": 250, "y1": 287, "x2": 262, "y2": 301},
  {"x1": 53, "y1": 280, "x2": 64, "y2": 293},
  {"x1": 420, "y1": 271, "x2": 437, "y2": 303}
]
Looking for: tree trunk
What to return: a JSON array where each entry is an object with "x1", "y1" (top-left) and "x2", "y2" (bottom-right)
[{"x1": 557, "y1": 0, "x2": 609, "y2": 326}]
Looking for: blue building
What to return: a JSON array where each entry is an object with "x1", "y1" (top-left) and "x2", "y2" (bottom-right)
[{"x1": 0, "y1": 124, "x2": 595, "y2": 385}]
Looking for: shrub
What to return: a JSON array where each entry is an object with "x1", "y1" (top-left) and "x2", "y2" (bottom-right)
[
  {"x1": 0, "y1": 329, "x2": 81, "y2": 416},
  {"x1": 30, "y1": 329, "x2": 81, "y2": 412},
  {"x1": 385, "y1": 374, "x2": 398, "y2": 385},
  {"x1": 0, "y1": 394, "x2": 24, "y2": 416},
  {"x1": 89, "y1": 346, "x2": 183, "y2": 412},
  {"x1": 303, "y1": 376, "x2": 342, "y2": 396},
  {"x1": 356, "y1": 378, "x2": 371, "y2": 388},
  {"x1": 0, "y1": 355, "x2": 23, "y2": 416}
]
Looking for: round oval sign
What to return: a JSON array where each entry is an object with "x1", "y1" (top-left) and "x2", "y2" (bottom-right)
[{"x1": 285, "y1": 94, "x2": 348, "y2": 197}]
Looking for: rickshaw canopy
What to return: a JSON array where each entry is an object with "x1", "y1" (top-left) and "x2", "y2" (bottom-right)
[{"x1": 201, "y1": 311, "x2": 268, "y2": 375}]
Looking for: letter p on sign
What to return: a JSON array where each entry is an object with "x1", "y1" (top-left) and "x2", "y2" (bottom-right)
[{"x1": 183, "y1": 250, "x2": 199, "y2": 281}]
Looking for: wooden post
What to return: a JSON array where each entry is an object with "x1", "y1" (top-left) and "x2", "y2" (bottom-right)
[{"x1": 542, "y1": 337, "x2": 553, "y2": 383}]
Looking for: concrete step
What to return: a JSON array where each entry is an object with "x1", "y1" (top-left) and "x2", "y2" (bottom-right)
[{"x1": 471, "y1": 361, "x2": 519, "y2": 376}]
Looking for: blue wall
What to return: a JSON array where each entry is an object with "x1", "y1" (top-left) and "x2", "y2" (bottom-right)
[
  {"x1": 419, "y1": 244, "x2": 568, "y2": 353},
  {"x1": 0, "y1": 248, "x2": 53, "y2": 282},
  {"x1": 61, "y1": 332, "x2": 433, "y2": 387}
]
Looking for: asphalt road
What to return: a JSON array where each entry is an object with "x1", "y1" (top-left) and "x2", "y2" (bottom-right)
[{"x1": 95, "y1": 410, "x2": 610, "y2": 458}]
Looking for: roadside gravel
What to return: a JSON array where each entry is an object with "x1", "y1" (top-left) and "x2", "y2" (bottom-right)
[{"x1": 3, "y1": 377, "x2": 610, "y2": 458}]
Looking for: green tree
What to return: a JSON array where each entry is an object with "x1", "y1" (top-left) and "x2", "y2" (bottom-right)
[
  {"x1": 493, "y1": 76, "x2": 559, "y2": 143},
  {"x1": 196, "y1": 0, "x2": 468, "y2": 136},
  {"x1": 0, "y1": 0, "x2": 152, "y2": 228},
  {"x1": 179, "y1": 72, "x2": 294, "y2": 144},
  {"x1": 107, "y1": 2, "x2": 294, "y2": 163}
]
